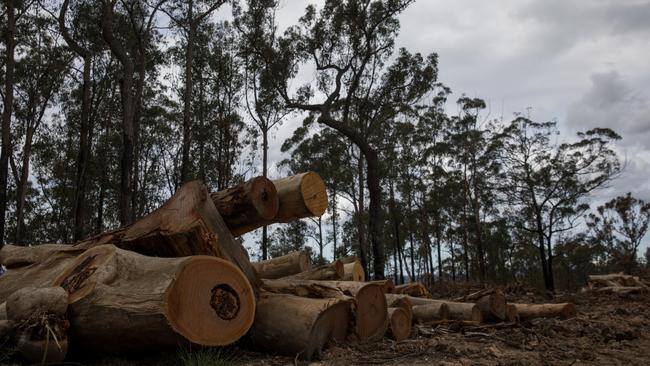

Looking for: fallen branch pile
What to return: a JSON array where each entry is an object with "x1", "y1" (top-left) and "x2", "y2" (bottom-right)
[
  {"x1": 585, "y1": 273, "x2": 649, "y2": 294},
  {"x1": 0, "y1": 171, "x2": 578, "y2": 362}
]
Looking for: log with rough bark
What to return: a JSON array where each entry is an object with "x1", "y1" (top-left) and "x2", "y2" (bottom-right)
[
  {"x1": 513, "y1": 303, "x2": 576, "y2": 321},
  {"x1": 252, "y1": 251, "x2": 311, "y2": 279},
  {"x1": 387, "y1": 307, "x2": 411, "y2": 341},
  {"x1": 0, "y1": 245, "x2": 84, "y2": 303},
  {"x1": 385, "y1": 295, "x2": 413, "y2": 327},
  {"x1": 592, "y1": 286, "x2": 647, "y2": 294},
  {"x1": 248, "y1": 292, "x2": 351, "y2": 360},
  {"x1": 341, "y1": 257, "x2": 365, "y2": 281},
  {"x1": 260, "y1": 279, "x2": 348, "y2": 299},
  {"x1": 210, "y1": 176, "x2": 279, "y2": 235},
  {"x1": 228, "y1": 172, "x2": 329, "y2": 235},
  {"x1": 411, "y1": 303, "x2": 450, "y2": 324},
  {"x1": 287, "y1": 260, "x2": 344, "y2": 280},
  {"x1": 52, "y1": 245, "x2": 256, "y2": 353},
  {"x1": 506, "y1": 304, "x2": 519, "y2": 322},
  {"x1": 394, "y1": 282, "x2": 431, "y2": 298},
  {"x1": 6, "y1": 287, "x2": 70, "y2": 363},
  {"x1": 474, "y1": 291, "x2": 507, "y2": 321},
  {"x1": 405, "y1": 296, "x2": 482, "y2": 323},
  {"x1": 369, "y1": 279, "x2": 395, "y2": 294},
  {"x1": 74, "y1": 181, "x2": 257, "y2": 287},
  {"x1": 588, "y1": 273, "x2": 648, "y2": 288}
]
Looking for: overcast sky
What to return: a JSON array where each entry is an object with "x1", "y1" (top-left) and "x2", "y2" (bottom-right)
[{"x1": 243, "y1": 0, "x2": 650, "y2": 258}]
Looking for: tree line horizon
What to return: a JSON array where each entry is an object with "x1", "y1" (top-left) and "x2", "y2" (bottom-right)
[{"x1": 1, "y1": 0, "x2": 649, "y2": 292}]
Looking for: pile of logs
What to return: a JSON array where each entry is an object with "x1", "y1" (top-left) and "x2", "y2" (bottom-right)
[
  {"x1": 0, "y1": 170, "x2": 579, "y2": 363},
  {"x1": 585, "y1": 273, "x2": 649, "y2": 294}
]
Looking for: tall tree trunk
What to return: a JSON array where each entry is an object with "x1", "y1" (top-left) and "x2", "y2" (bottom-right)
[
  {"x1": 180, "y1": 5, "x2": 195, "y2": 183},
  {"x1": 389, "y1": 181, "x2": 402, "y2": 284},
  {"x1": 0, "y1": 0, "x2": 16, "y2": 248},
  {"x1": 331, "y1": 189, "x2": 337, "y2": 258},
  {"x1": 407, "y1": 186, "x2": 416, "y2": 282},
  {"x1": 366, "y1": 150, "x2": 384, "y2": 279},
  {"x1": 15, "y1": 126, "x2": 34, "y2": 244},
  {"x1": 261, "y1": 128, "x2": 268, "y2": 260},
  {"x1": 73, "y1": 57, "x2": 92, "y2": 241},
  {"x1": 356, "y1": 155, "x2": 368, "y2": 273},
  {"x1": 102, "y1": 0, "x2": 134, "y2": 227},
  {"x1": 131, "y1": 52, "x2": 146, "y2": 221}
]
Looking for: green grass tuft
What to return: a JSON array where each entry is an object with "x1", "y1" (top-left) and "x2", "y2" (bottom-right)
[{"x1": 177, "y1": 347, "x2": 235, "y2": 366}]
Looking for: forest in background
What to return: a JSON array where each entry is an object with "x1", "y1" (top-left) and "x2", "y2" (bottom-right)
[{"x1": 1, "y1": 0, "x2": 649, "y2": 293}]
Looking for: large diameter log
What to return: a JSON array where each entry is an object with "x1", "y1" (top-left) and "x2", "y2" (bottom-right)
[
  {"x1": 74, "y1": 181, "x2": 257, "y2": 287},
  {"x1": 369, "y1": 279, "x2": 395, "y2": 294},
  {"x1": 343, "y1": 260, "x2": 365, "y2": 281},
  {"x1": 230, "y1": 172, "x2": 329, "y2": 236},
  {"x1": 210, "y1": 176, "x2": 279, "y2": 234},
  {"x1": 249, "y1": 292, "x2": 351, "y2": 360},
  {"x1": 260, "y1": 279, "x2": 348, "y2": 299},
  {"x1": 474, "y1": 292, "x2": 507, "y2": 321},
  {"x1": 411, "y1": 303, "x2": 450, "y2": 323},
  {"x1": 52, "y1": 245, "x2": 255, "y2": 353},
  {"x1": 252, "y1": 251, "x2": 311, "y2": 279},
  {"x1": 0, "y1": 246, "x2": 84, "y2": 303},
  {"x1": 394, "y1": 282, "x2": 431, "y2": 298},
  {"x1": 513, "y1": 303, "x2": 576, "y2": 321},
  {"x1": 287, "y1": 260, "x2": 344, "y2": 281},
  {"x1": 387, "y1": 308, "x2": 411, "y2": 341},
  {"x1": 404, "y1": 296, "x2": 482, "y2": 323}
]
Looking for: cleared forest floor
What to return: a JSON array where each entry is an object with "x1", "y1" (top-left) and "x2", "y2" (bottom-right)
[{"x1": 237, "y1": 290, "x2": 650, "y2": 366}]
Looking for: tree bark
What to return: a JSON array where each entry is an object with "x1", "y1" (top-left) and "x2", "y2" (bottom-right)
[
  {"x1": 252, "y1": 250, "x2": 310, "y2": 279},
  {"x1": 411, "y1": 303, "x2": 450, "y2": 323},
  {"x1": 512, "y1": 303, "x2": 576, "y2": 321},
  {"x1": 394, "y1": 282, "x2": 431, "y2": 298},
  {"x1": 343, "y1": 260, "x2": 365, "y2": 281},
  {"x1": 286, "y1": 260, "x2": 344, "y2": 281}
]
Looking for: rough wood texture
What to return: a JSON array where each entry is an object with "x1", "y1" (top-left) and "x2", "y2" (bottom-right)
[
  {"x1": 249, "y1": 292, "x2": 351, "y2": 360},
  {"x1": 53, "y1": 245, "x2": 255, "y2": 353},
  {"x1": 252, "y1": 251, "x2": 310, "y2": 279},
  {"x1": 369, "y1": 279, "x2": 395, "y2": 294},
  {"x1": 0, "y1": 246, "x2": 84, "y2": 303},
  {"x1": 229, "y1": 172, "x2": 328, "y2": 235},
  {"x1": 411, "y1": 303, "x2": 450, "y2": 323},
  {"x1": 513, "y1": 303, "x2": 576, "y2": 321},
  {"x1": 387, "y1": 307, "x2": 411, "y2": 341},
  {"x1": 74, "y1": 181, "x2": 257, "y2": 288},
  {"x1": 342, "y1": 260, "x2": 365, "y2": 281},
  {"x1": 588, "y1": 273, "x2": 648, "y2": 288},
  {"x1": 260, "y1": 279, "x2": 348, "y2": 299},
  {"x1": 287, "y1": 260, "x2": 344, "y2": 281},
  {"x1": 210, "y1": 176, "x2": 279, "y2": 236},
  {"x1": 474, "y1": 291, "x2": 507, "y2": 321},
  {"x1": 394, "y1": 282, "x2": 432, "y2": 298},
  {"x1": 405, "y1": 296, "x2": 482, "y2": 323},
  {"x1": 507, "y1": 304, "x2": 519, "y2": 322}
]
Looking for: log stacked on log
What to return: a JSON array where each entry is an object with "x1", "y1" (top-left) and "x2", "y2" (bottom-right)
[
  {"x1": 586, "y1": 273, "x2": 649, "y2": 294},
  {"x1": 394, "y1": 282, "x2": 432, "y2": 298},
  {"x1": 340, "y1": 256, "x2": 365, "y2": 281}
]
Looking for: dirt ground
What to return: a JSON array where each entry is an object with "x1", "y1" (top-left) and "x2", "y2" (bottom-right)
[{"x1": 236, "y1": 290, "x2": 650, "y2": 366}]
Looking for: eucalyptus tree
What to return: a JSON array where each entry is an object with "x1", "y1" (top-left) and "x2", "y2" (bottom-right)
[
  {"x1": 248, "y1": 0, "x2": 438, "y2": 278},
  {"x1": 499, "y1": 117, "x2": 621, "y2": 292}
]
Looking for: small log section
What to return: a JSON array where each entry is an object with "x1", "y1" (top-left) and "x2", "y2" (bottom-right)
[
  {"x1": 210, "y1": 176, "x2": 279, "y2": 235},
  {"x1": 260, "y1": 279, "x2": 348, "y2": 299},
  {"x1": 513, "y1": 303, "x2": 576, "y2": 321},
  {"x1": 586, "y1": 273, "x2": 649, "y2": 294},
  {"x1": 387, "y1": 308, "x2": 410, "y2": 341},
  {"x1": 252, "y1": 251, "x2": 311, "y2": 279},
  {"x1": 341, "y1": 257, "x2": 365, "y2": 281},
  {"x1": 394, "y1": 282, "x2": 432, "y2": 298},
  {"x1": 474, "y1": 291, "x2": 507, "y2": 321},
  {"x1": 411, "y1": 303, "x2": 450, "y2": 324},
  {"x1": 287, "y1": 260, "x2": 344, "y2": 281},
  {"x1": 52, "y1": 245, "x2": 256, "y2": 353},
  {"x1": 405, "y1": 296, "x2": 482, "y2": 323},
  {"x1": 248, "y1": 292, "x2": 351, "y2": 360}
]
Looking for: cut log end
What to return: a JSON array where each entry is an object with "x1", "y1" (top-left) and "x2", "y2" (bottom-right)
[
  {"x1": 387, "y1": 307, "x2": 411, "y2": 342},
  {"x1": 354, "y1": 284, "x2": 388, "y2": 342},
  {"x1": 299, "y1": 172, "x2": 328, "y2": 217},
  {"x1": 252, "y1": 251, "x2": 311, "y2": 279},
  {"x1": 165, "y1": 256, "x2": 256, "y2": 346},
  {"x1": 343, "y1": 261, "x2": 365, "y2": 282},
  {"x1": 249, "y1": 176, "x2": 280, "y2": 220}
]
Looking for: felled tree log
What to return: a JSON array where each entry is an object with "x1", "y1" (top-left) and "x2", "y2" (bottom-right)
[
  {"x1": 74, "y1": 181, "x2": 257, "y2": 287},
  {"x1": 593, "y1": 286, "x2": 647, "y2": 294},
  {"x1": 252, "y1": 251, "x2": 310, "y2": 279},
  {"x1": 506, "y1": 304, "x2": 519, "y2": 322},
  {"x1": 341, "y1": 257, "x2": 365, "y2": 281},
  {"x1": 513, "y1": 303, "x2": 576, "y2": 321},
  {"x1": 52, "y1": 245, "x2": 255, "y2": 353},
  {"x1": 474, "y1": 291, "x2": 508, "y2": 321},
  {"x1": 387, "y1": 308, "x2": 411, "y2": 341},
  {"x1": 0, "y1": 245, "x2": 84, "y2": 303},
  {"x1": 404, "y1": 296, "x2": 482, "y2": 323},
  {"x1": 411, "y1": 303, "x2": 450, "y2": 323},
  {"x1": 394, "y1": 282, "x2": 431, "y2": 298},
  {"x1": 248, "y1": 292, "x2": 351, "y2": 360},
  {"x1": 210, "y1": 176, "x2": 279, "y2": 235},
  {"x1": 260, "y1": 279, "x2": 348, "y2": 299},
  {"x1": 588, "y1": 273, "x2": 648, "y2": 288},
  {"x1": 286, "y1": 260, "x2": 344, "y2": 280},
  {"x1": 228, "y1": 172, "x2": 328, "y2": 235},
  {"x1": 369, "y1": 279, "x2": 395, "y2": 294}
]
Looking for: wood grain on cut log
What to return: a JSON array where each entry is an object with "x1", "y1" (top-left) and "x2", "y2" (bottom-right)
[
  {"x1": 474, "y1": 291, "x2": 507, "y2": 321},
  {"x1": 229, "y1": 172, "x2": 329, "y2": 236},
  {"x1": 210, "y1": 176, "x2": 279, "y2": 235},
  {"x1": 513, "y1": 303, "x2": 576, "y2": 321},
  {"x1": 0, "y1": 245, "x2": 84, "y2": 303},
  {"x1": 252, "y1": 251, "x2": 310, "y2": 279},
  {"x1": 387, "y1": 308, "x2": 411, "y2": 341},
  {"x1": 249, "y1": 292, "x2": 351, "y2": 360},
  {"x1": 260, "y1": 279, "x2": 348, "y2": 299},
  {"x1": 286, "y1": 260, "x2": 344, "y2": 281},
  {"x1": 342, "y1": 259, "x2": 365, "y2": 281},
  {"x1": 385, "y1": 294, "x2": 412, "y2": 318},
  {"x1": 411, "y1": 303, "x2": 450, "y2": 323},
  {"x1": 506, "y1": 304, "x2": 519, "y2": 322},
  {"x1": 405, "y1": 296, "x2": 482, "y2": 323},
  {"x1": 74, "y1": 181, "x2": 257, "y2": 287},
  {"x1": 394, "y1": 282, "x2": 431, "y2": 298},
  {"x1": 369, "y1": 279, "x2": 395, "y2": 294},
  {"x1": 52, "y1": 245, "x2": 255, "y2": 353}
]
